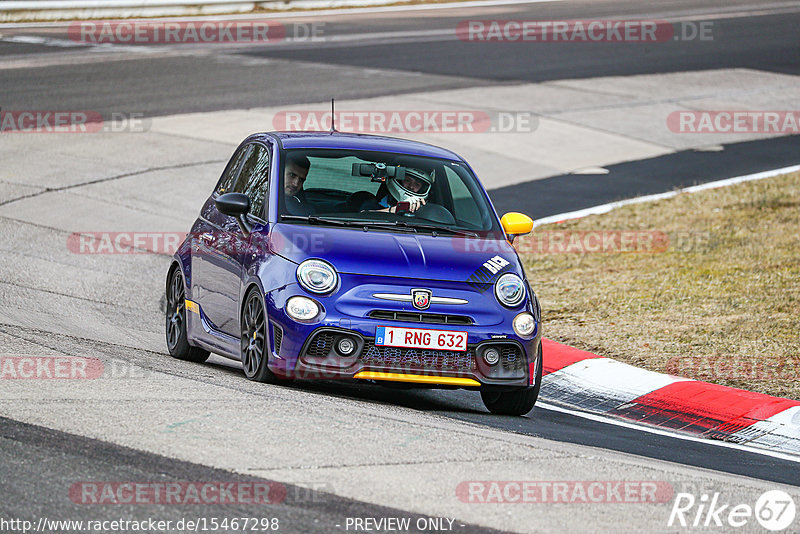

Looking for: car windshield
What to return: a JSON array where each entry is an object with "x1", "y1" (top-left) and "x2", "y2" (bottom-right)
[{"x1": 278, "y1": 148, "x2": 499, "y2": 236}]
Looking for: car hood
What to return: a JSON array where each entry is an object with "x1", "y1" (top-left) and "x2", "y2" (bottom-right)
[{"x1": 268, "y1": 223, "x2": 522, "y2": 283}]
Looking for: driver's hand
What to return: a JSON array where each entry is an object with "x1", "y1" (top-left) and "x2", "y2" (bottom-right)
[
  {"x1": 408, "y1": 198, "x2": 426, "y2": 213},
  {"x1": 390, "y1": 198, "x2": 426, "y2": 214}
]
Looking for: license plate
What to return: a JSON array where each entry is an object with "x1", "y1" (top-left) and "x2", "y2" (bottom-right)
[{"x1": 375, "y1": 326, "x2": 468, "y2": 352}]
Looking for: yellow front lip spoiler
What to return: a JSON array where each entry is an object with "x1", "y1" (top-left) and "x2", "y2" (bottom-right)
[{"x1": 353, "y1": 371, "x2": 480, "y2": 387}]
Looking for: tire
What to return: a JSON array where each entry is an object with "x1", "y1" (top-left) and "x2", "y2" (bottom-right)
[
  {"x1": 165, "y1": 267, "x2": 210, "y2": 363},
  {"x1": 240, "y1": 289, "x2": 280, "y2": 383},
  {"x1": 481, "y1": 341, "x2": 542, "y2": 416}
]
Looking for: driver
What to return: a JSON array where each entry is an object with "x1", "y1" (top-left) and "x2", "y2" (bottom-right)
[
  {"x1": 361, "y1": 167, "x2": 433, "y2": 214},
  {"x1": 283, "y1": 154, "x2": 314, "y2": 215}
]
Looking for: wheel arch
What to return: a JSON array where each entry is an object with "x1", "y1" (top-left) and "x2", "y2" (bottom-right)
[
  {"x1": 166, "y1": 260, "x2": 182, "y2": 294},
  {"x1": 240, "y1": 276, "x2": 267, "y2": 325},
  {"x1": 168, "y1": 250, "x2": 193, "y2": 297},
  {"x1": 239, "y1": 276, "x2": 283, "y2": 382}
]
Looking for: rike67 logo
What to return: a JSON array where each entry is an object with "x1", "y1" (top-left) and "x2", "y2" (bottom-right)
[{"x1": 669, "y1": 490, "x2": 796, "y2": 531}]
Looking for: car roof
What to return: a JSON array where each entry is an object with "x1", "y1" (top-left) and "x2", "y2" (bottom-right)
[{"x1": 253, "y1": 131, "x2": 464, "y2": 161}]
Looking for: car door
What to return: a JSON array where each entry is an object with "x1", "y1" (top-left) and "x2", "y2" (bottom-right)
[
  {"x1": 192, "y1": 143, "x2": 271, "y2": 338},
  {"x1": 192, "y1": 143, "x2": 250, "y2": 337}
]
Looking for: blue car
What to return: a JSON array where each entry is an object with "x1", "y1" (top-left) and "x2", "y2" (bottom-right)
[{"x1": 165, "y1": 132, "x2": 542, "y2": 415}]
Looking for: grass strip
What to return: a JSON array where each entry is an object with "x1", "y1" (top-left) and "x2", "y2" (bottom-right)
[{"x1": 519, "y1": 171, "x2": 800, "y2": 400}]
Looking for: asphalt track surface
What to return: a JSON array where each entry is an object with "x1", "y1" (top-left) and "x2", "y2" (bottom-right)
[
  {"x1": 2, "y1": 0, "x2": 800, "y2": 116},
  {"x1": 278, "y1": 380, "x2": 800, "y2": 487},
  {"x1": 490, "y1": 135, "x2": 800, "y2": 217},
  {"x1": 2, "y1": 0, "x2": 800, "y2": 531},
  {"x1": 0, "y1": 416, "x2": 503, "y2": 533}
]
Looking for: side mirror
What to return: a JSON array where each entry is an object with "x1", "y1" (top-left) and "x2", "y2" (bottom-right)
[
  {"x1": 500, "y1": 212, "x2": 533, "y2": 244},
  {"x1": 215, "y1": 193, "x2": 252, "y2": 237},
  {"x1": 216, "y1": 192, "x2": 249, "y2": 216}
]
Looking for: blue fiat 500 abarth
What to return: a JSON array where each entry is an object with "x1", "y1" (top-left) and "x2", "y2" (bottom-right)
[{"x1": 165, "y1": 132, "x2": 542, "y2": 415}]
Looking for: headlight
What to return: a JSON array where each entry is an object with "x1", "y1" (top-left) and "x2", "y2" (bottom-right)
[
  {"x1": 297, "y1": 259, "x2": 338, "y2": 294},
  {"x1": 286, "y1": 296, "x2": 320, "y2": 321},
  {"x1": 513, "y1": 312, "x2": 536, "y2": 337},
  {"x1": 495, "y1": 273, "x2": 525, "y2": 307}
]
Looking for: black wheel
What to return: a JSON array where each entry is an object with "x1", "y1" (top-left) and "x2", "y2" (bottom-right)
[
  {"x1": 481, "y1": 342, "x2": 542, "y2": 416},
  {"x1": 240, "y1": 289, "x2": 280, "y2": 383},
  {"x1": 166, "y1": 267, "x2": 210, "y2": 363}
]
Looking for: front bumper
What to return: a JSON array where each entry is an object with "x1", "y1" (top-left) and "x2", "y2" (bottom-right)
[
  {"x1": 285, "y1": 326, "x2": 532, "y2": 388},
  {"x1": 266, "y1": 291, "x2": 540, "y2": 389}
]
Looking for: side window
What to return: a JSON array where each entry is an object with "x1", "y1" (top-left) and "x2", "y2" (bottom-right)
[
  {"x1": 234, "y1": 143, "x2": 271, "y2": 218},
  {"x1": 216, "y1": 145, "x2": 251, "y2": 194}
]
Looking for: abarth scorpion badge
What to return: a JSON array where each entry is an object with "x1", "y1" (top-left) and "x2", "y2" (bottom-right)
[{"x1": 412, "y1": 289, "x2": 432, "y2": 310}]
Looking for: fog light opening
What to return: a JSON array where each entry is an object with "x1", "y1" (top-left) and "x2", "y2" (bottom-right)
[
  {"x1": 336, "y1": 336, "x2": 356, "y2": 356},
  {"x1": 483, "y1": 347, "x2": 500, "y2": 366}
]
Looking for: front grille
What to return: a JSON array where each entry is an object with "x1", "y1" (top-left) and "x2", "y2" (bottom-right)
[
  {"x1": 368, "y1": 310, "x2": 473, "y2": 325},
  {"x1": 499, "y1": 344, "x2": 525, "y2": 375},
  {"x1": 360, "y1": 341, "x2": 476, "y2": 372},
  {"x1": 306, "y1": 332, "x2": 336, "y2": 358},
  {"x1": 272, "y1": 324, "x2": 283, "y2": 355}
]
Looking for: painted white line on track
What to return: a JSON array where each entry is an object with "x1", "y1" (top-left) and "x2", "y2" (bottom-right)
[
  {"x1": 0, "y1": 34, "x2": 83, "y2": 46},
  {"x1": 538, "y1": 401, "x2": 800, "y2": 464},
  {"x1": 0, "y1": 28, "x2": 452, "y2": 54},
  {"x1": 0, "y1": 34, "x2": 162, "y2": 51},
  {"x1": 533, "y1": 163, "x2": 800, "y2": 227}
]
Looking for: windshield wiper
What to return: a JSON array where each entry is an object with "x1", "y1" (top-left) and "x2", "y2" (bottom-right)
[
  {"x1": 281, "y1": 215, "x2": 417, "y2": 232},
  {"x1": 347, "y1": 220, "x2": 421, "y2": 233},
  {"x1": 355, "y1": 221, "x2": 419, "y2": 233},
  {"x1": 348, "y1": 220, "x2": 478, "y2": 237},
  {"x1": 403, "y1": 223, "x2": 479, "y2": 237},
  {"x1": 281, "y1": 215, "x2": 354, "y2": 226},
  {"x1": 281, "y1": 216, "x2": 477, "y2": 237}
]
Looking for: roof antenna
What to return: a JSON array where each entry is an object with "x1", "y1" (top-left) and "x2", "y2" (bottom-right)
[{"x1": 329, "y1": 98, "x2": 337, "y2": 133}]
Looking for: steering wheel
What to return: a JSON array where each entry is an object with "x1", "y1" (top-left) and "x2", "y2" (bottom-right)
[
  {"x1": 411, "y1": 203, "x2": 456, "y2": 225},
  {"x1": 284, "y1": 195, "x2": 313, "y2": 216}
]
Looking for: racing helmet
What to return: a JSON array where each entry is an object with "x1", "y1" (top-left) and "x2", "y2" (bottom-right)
[{"x1": 386, "y1": 167, "x2": 434, "y2": 203}]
